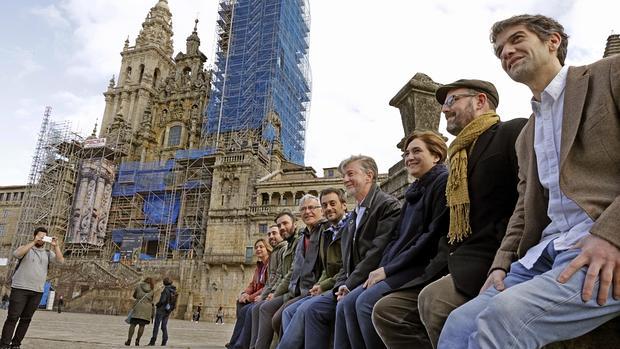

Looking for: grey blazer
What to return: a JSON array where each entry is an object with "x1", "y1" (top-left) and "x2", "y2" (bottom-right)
[{"x1": 286, "y1": 220, "x2": 326, "y2": 301}]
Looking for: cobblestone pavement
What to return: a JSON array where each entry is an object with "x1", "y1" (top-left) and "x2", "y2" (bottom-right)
[{"x1": 0, "y1": 309, "x2": 232, "y2": 348}]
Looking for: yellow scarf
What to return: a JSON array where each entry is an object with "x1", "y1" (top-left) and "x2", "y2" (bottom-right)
[{"x1": 446, "y1": 112, "x2": 500, "y2": 243}]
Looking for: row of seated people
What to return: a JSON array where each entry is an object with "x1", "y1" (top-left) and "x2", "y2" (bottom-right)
[{"x1": 227, "y1": 12, "x2": 620, "y2": 349}]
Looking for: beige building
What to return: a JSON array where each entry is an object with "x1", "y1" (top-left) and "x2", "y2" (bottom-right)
[{"x1": 0, "y1": 185, "x2": 27, "y2": 276}]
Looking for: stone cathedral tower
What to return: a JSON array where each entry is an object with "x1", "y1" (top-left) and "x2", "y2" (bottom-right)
[{"x1": 100, "y1": 0, "x2": 210, "y2": 163}]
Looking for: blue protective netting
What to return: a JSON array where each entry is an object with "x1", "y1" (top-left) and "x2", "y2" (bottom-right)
[
  {"x1": 206, "y1": 0, "x2": 311, "y2": 164},
  {"x1": 143, "y1": 192, "x2": 180, "y2": 225},
  {"x1": 112, "y1": 160, "x2": 175, "y2": 196}
]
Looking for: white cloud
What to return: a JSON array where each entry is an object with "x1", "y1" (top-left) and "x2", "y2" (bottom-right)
[{"x1": 30, "y1": 4, "x2": 71, "y2": 28}]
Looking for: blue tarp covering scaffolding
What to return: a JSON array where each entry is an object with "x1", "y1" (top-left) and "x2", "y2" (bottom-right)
[
  {"x1": 109, "y1": 146, "x2": 212, "y2": 258},
  {"x1": 171, "y1": 228, "x2": 195, "y2": 250},
  {"x1": 206, "y1": 0, "x2": 311, "y2": 164},
  {"x1": 112, "y1": 160, "x2": 175, "y2": 196},
  {"x1": 143, "y1": 192, "x2": 180, "y2": 225}
]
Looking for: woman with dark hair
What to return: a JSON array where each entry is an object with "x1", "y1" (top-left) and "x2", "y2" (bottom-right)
[
  {"x1": 125, "y1": 277, "x2": 155, "y2": 346},
  {"x1": 336, "y1": 130, "x2": 450, "y2": 349},
  {"x1": 226, "y1": 238, "x2": 272, "y2": 349},
  {"x1": 216, "y1": 306, "x2": 224, "y2": 324}
]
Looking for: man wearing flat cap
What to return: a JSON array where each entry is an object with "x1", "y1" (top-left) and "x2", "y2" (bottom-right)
[{"x1": 372, "y1": 79, "x2": 527, "y2": 348}]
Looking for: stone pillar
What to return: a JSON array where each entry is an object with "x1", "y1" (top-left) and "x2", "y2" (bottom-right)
[
  {"x1": 381, "y1": 73, "x2": 442, "y2": 200},
  {"x1": 389, "y1": 73, "x2": 442, "y2": 148}
]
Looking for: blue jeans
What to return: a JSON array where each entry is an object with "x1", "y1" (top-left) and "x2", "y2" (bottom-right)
[
  {"x1": 438, "y1": 242, "x2": 620, "y2": 349},
  {"x1": 302, "y1": 293, "x2": 337, "y2": 348},
  {"x1": 150, "y1": 311, "x2": 169, "y2": 344},
  {"x1": 334, "y1": 282, "x2": 391, "y2": 349},
  {"x1": 278, "y1": 296, "x2": 314, "y2": 349}
]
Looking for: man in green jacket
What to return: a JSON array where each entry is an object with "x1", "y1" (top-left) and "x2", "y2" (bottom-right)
[
  {"x1": 250, "y1": 211, "x2": 298, "y2": 349},
  {"x1": 277, "y1": 188, "x2": 349, "y2": 349}
]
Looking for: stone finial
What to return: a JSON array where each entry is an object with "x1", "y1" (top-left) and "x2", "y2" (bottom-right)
[
  {"x1": 124, "y1": 37, "x2": 130, "y2": 50},
  {"x1": 108, "y1": 75, "x2": 115, "y2": 88},
  {"x1": 603, "y1": 33, "x2": 620, "y2": 58},
  {"x1": 91, "y1": 121, "x2": 98, "y2": 137}
]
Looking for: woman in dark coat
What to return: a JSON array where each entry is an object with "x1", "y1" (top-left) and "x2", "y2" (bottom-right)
[
  {"x1": 336, "y1": 130, "x2": 450, "y2": 349},
  {"x1": 125, "y1": 277, "x2": 155, "y2": 346}
]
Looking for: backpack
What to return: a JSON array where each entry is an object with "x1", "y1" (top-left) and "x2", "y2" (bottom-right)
[{"x1": 165, "y1": 289, "x2": 178, "y2": 312}]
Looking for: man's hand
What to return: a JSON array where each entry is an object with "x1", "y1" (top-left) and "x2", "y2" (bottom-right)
[
  {"x1": 335, "y1": 285, "x2": 350, "y2": 301},
  {"x1": 50, "y1": 237, "x2": 58, "y2": 247},
  {"x1": 363, "y1": 267, "x2": 386, "y2": 289},
  {"x1": 238, "y1": 293, "x2": 249, "y2": 303},
  {"x1": 33, "y1": 234, "x2": 43, "y2": 244},
  {"x1": 480, "y1": 269, "x2": 507, "y2": 294},
  {"x1": 557, "y1": 234, "x2": 620, "y2": 305},
  {"x1": 254, "y1": 295, "x2": 263, "y2": 302},
  {"x1": 309, "y1": 284, "x2": 322, "y2": 296},
  {"x1": 266, "y1": 293, "x2": 274, "y2": 301}
]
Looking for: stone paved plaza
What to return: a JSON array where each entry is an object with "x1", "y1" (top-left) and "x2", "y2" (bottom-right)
[{"x1": 0, "y1": 309, "x2": 232, "y2": 348}]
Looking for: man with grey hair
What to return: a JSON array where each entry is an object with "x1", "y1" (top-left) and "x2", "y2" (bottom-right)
[
  {"x1": 253, "y1": 195, "x2": 327, "y2": 349},
  {"x1": 302, "y1": 155, "x2": 401, "y2": 349}
]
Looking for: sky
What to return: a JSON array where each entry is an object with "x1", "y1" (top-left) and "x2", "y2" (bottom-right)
[{"x1": 0, "y1": 0, "x2": 618, "y2": 185}]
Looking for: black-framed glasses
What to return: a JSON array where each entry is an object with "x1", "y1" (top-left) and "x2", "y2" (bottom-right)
[{"x1": 443, "y1": 93, "x2": 478, "y2": 108}]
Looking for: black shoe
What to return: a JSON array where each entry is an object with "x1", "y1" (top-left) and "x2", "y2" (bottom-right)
[
  {"x1": 125, "y1": 339, "x2": 131, "y2": 346},
  {"x1": 135, "y1": 339, "x2": 140, "y2": 346}
]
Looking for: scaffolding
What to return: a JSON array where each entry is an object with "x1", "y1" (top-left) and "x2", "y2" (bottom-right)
[
  {"x1": 206, "y1": 0, "x2": 311, "y2": 164},
  {"x1": 12, "y1": 108, "x2": 81, "y2": 260},
  {"x1": 104, "y1": 146, "x2": 214, "y2": 262}
]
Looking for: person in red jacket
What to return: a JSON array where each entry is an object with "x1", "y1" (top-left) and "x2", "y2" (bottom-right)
[{"x1": 227, "y1": 238, "x2": 272, "y2": 347}]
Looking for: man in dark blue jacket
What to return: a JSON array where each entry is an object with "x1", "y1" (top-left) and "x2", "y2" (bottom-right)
[{"x1": 148, "y1": 277, "x2": 177, "y2": 346}]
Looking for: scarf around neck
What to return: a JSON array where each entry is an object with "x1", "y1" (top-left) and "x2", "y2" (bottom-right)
[{"x1": 446, "y1": 112, "x2": 499, "y2": 243}]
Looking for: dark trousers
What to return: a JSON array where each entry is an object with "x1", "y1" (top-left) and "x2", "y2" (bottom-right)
[
  {"x1": 229, "y1": 302, "x2": 252, "y2": 347},
  {"x1": 254, "y1": 295, "x2": 284, "y2": 349},
  {"x1": 0, "y1": 288, "x2": 43, "y2": 346},
  {"x1": 372, "y1": 286, "x2": 432, "y2": 349},
  {"x1": 232, "y1": 303, "x2": 256, "y2": 349},
  {"x1": 150, "y1": 311, "x2": 169, "y2": 345}
]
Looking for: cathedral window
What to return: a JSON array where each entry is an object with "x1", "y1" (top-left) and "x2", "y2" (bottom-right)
[
  {"x1": 258, "y1": 224, "x2": 268, "y2": 234},
  {"x1": 261, "y1": 193, "x2": 269, "y2": 205},
  {"x1": 167, "y1": 125, "x2": 182, "y2": 146},
  {"x1": 153, "y1": 68, "x2": 160, "y2": 88},
  {"x1": 138, "y1": 64, "x2": 145, "y2": 83}
]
